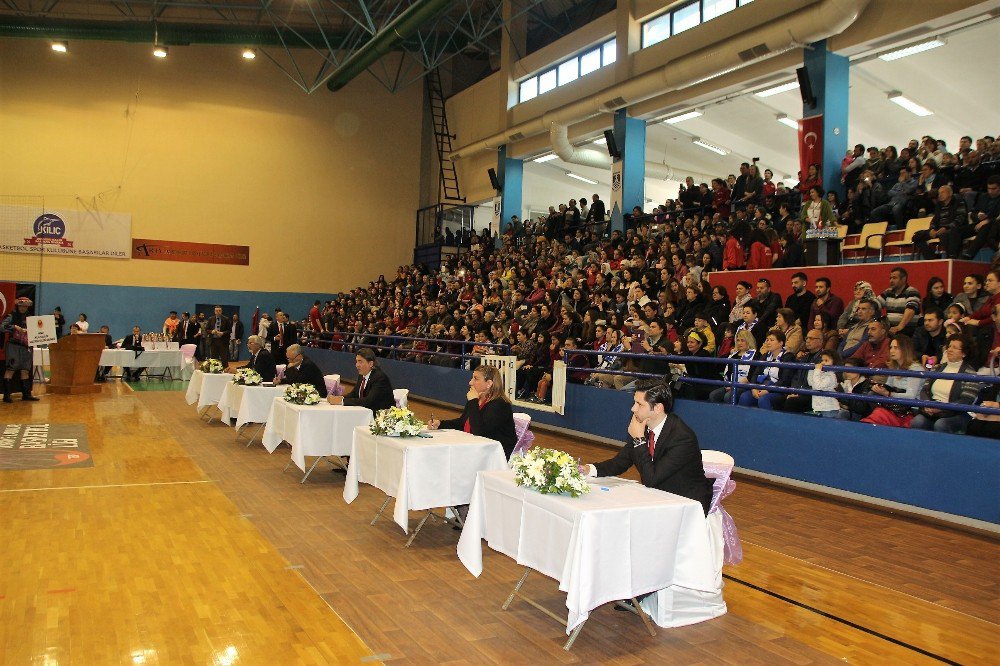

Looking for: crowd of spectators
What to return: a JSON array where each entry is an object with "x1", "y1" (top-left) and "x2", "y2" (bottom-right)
[{"x1": 290, "y1": 132, "x2": 1000, "y2": 437}]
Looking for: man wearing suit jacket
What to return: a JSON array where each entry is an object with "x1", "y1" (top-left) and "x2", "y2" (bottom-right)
[
  {"x1": 328, "y1": 347, "x2": 395, "y2": 412},
  {"x1": 206, "y1": 305, "x2": 232, "y2": 366},
  {"x1": 277, "y1": 344, "x2": 327, "y2": 397},
  {"x1": 122, "y1": 325, "x2": 145, "y2": 381},
  {"x1": 271, "y1": 311, "x2": 296, "y2": 365},
  {"x1": 177, "y1": 312, "x2": 199, "y2": 346},
  {"x1": 229, "y1": 314, "x2": 245, "y2": 362},
  {"x1": 244, "y1": 335, "x2": 277, "y2": 383},
  {"x1": 586, "y1": 380, "x2": 713, "y2": 515},
  {"x1": 96, "y1": 325, "x2": 115, "y2": 382}
]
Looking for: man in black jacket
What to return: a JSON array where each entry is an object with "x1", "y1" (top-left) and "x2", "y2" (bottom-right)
[
  {"x1": 913, "y1": 185, "x2": 970, "y2": 259},
  {"x1": 277, "y1": 344, "x2": 326, "y2": 397},
  {"x1": 206, "y1": 305, "x2": 232, "y2": 365},
  {"x1": 121, "y1": 325, "x2": 145, "y2": 381},
  {"x1": 244, "y1": 335, "x2": 277, "y2": 382},
  {"x1": 177, "y1": 312, "x2": 199, "y2": 346},
  {"x1": 585, "y1": 380, "x2": 713, "y2": 515},
  {"x1": 271, "y1": 311, "x2": 296, "y2": 365},
  {"x1": 328, "y1": 347, "x2": 395, "y2": 412}
]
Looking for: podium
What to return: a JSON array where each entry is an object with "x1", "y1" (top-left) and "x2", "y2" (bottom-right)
[{"x1": 48, "y1": 333, "x2": 106, "y2": 395}]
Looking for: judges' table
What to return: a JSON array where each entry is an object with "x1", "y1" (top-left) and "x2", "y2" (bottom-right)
[
  {"x1": 217, "y1": 382, "x2": 286, "y2": 441},
  {"x1": 184, "y1": 370, "x2": 233, "y2": 420},
  {"x1": 344, "y1": 427, "x2": 508, "y2": 546},
  {"x1": 261, "y1": 399, "x2": 372, "y2": 482},
  {"x1": 457, "y1": 470, "x2": 717, "y2": 649},
  {"x1": 33, "y1": 347, "x2": 181, "y2": 379}
]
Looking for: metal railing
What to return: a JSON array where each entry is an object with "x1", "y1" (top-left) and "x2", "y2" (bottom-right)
[
  {"x1": 301, "y1": 329, "x2": 510, "y2": 366},
  {"x1": 563, "y1": 347, "x2": 1000, "y2": 417}
]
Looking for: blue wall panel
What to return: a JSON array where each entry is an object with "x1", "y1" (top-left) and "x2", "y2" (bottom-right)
[
  {"x1": 37, "y1": 281, "x2": 323, "y2": 340},
  {"x1": 307, "y1": 348, "x2": 1000, "y2": 523}
]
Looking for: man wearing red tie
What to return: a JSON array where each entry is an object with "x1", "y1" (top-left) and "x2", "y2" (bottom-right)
[
  {"x1": 271, "y1": 311, "x2": 296, "y2": 365},
  {"x1": 328, "y1": 347, "x2": 395, "y2": 412},
  {"x1": 585, "y1": 380, "x2": 713, "y2": 515}
]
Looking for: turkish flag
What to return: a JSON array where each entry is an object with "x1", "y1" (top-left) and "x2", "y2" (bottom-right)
[
  {"x1": 0, "y1": 282, "x2": 16, "y2": 362},
  {"x1": 798, "y1": 115, "x2": 823, "y2": 183}
]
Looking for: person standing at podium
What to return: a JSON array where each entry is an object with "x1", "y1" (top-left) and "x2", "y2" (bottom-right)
[{"x1": 1, "y1": 296, "x2": 39, "y2": 402}]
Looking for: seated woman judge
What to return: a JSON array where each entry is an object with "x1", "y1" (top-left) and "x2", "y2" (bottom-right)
[
  {"x1": 426, "y1": 365, "x2": 517, "y2": 459},
  {"x1": 328, "y1": 347, "x2": 395, "y2": 412}
]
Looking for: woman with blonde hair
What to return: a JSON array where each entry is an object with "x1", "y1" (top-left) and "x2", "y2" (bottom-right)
[{"x1": 428, "y1": 364, "x2": 517, "y2": 458}]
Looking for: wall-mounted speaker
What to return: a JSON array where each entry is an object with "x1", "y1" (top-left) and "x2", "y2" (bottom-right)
[
  {"x1": 796, "y1": 66, "x2": 817, "y2": 109},
  {"x1": 487, "y1": 168, "x2": 501, "y2": 192},
  {"x1": 604, "y1": 129, "x2": 622, "y2": 159}
]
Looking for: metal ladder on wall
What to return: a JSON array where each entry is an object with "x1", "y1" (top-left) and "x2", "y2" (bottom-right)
[{"x1": 426, "y1": 69, "x2": 465, "y2": 204}]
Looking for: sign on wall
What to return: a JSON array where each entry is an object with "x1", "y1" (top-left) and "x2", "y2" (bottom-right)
[
  {"x1": 131, "y1": 239, "x2": 250, "y2": 266},
  {"x1": 0, "y1": 205, "x2": 131, "y2": 259}
]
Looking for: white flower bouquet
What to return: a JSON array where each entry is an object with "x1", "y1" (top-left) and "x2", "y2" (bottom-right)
[
  {"x1": 284, "y1": 383, "x2": 321, "y2": 405},
  {"x1": 511, "y1": 447, "x2": 591, "y2": 497},
  {"x1": 232, "y1": 368, "x2": 262, "y2": 386},
  {"x1": 200, "y1": 359, "x2": 224, "y2": 374},
  {"x1": 370, "y1": 407, "x2": 425, "y2": 437}
]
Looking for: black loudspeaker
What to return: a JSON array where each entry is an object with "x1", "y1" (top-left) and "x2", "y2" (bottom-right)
[
  {"x1": 604, "y1": 129, "x2": 622, "y2": 159},
  {"x1": 487, "y1": 168, "x2": 501, "y2": 192},
  {"x1": 796, "y1": 66, "x2": 817, "y2": 108}
]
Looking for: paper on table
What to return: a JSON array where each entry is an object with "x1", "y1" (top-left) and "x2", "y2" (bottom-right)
[{"x1": 591, "y1": 477, "x2": 638, "y2": 487}]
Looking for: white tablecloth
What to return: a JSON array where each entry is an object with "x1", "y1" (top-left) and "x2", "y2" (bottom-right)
[
  {"x1": 184, "y1": 370, "x2": 232, "y2": 409},
  {"x1": 33, "y1": 348, "x2": 181, "y2": 371},
  {"x1": 261, "y1": 399, "x2": 372, "y2": 472},
  {"x1": 217, "y1": 383, "x2": 287, "y2": 429},
  {"x1": 457, "y1": 470, "x2": 717, "y2": 633},
  {"x1": 344, "y1": 428, "x2": 508, "y2": 534}
]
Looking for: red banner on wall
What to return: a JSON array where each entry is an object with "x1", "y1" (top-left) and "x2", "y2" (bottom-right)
[
  {"x1": 798, "y1": 115, "x2": 823, "y2": 182},
  {"x1": 0, "y1": 282, "x2": 17, "y2": 362},
  {"x1": 131, "y1": 239, "x2": 249, "y2": 265}
]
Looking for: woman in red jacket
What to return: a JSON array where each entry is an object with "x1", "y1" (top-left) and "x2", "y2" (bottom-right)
[{"x1": 722, "y1": 230, "x2": 745, "y2": 270}]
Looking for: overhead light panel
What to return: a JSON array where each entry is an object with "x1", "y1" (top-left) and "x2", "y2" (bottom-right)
[
  {"x1": 691, "y1": 138, "x2": 728, "y2": 156},
  {"x1": 879, "y1": 39, "x2": 945, "y2": 61},
  {"x1": 533, "y1": 154, "x2": 558, "y2": 163},
  {"x1": 566, "y1": 172, "x2": 598, "y2": 185},
  {"x1": 51, "y1": 41, "x2": 68, "y2": 53},
  {"x1": 664, "y1": 110, "x2": 702, "y2": 124},
  {"x1": 776, "y1": 114, "x2": 799, "y2": 129},
  {"x1": 592, "y1": 137, "x2": 607, "y2": 145},
  {"x1": 755, "y1": 81, "x2": 799, "y2": 97},
  {"x1": 887, "y1": 91, "x2": 932, "y2": 117},
  {"x1": 153, "y1": 45, "x2": 168, "y2": 58},
  {"x1": 242, "y1": 48, "x2": 256, "y2": 60}
]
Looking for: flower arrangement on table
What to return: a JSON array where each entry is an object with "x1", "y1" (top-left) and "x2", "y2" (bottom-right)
[
  {"x1": 369, "y1": 407, "x2": 425, "y2": 437},
  {"x1": 232, "y1": 368, "x2": 262, "y2": 386},
  {"x1": 284, "y1": 383, "x2": 321, "y2": 405},
  {"x1": 511, "y1": 447, "x2": 591, "y2": 497},
  {"x1": 200, "y1": 359, "x2": 224, "y2": 374}
]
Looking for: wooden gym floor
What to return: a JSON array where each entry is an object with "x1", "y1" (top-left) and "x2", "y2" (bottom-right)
[{"x1": 0, "y1": 382, "x2": 996, "y2": 664}]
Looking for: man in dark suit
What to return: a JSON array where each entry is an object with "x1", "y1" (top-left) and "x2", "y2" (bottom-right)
[
  {"x1": 96, "y1": 325, "x2": 114, "y2": 382},
  {"x1": 328, "y1": 347, "x2": 394, "y2": 412},
  {"x1": 177, "y1": 312, "x2": 199, "y2": 346},
  {"x1": 277, "y1": 344, "x2": 327, "y2": 397},
  {"x1": 229, "y1": 314, "x2": 245, "y2": 362},
  {"x1": 206, "y1": 305, "x2": 231, "y2": 366},
  {"x1": 121, "y1": 325, "x2": 145, "y2": 381},
  {"x1": 244, "y1": 335, "x2": 277, "y2": 383},
  {"x1": 586, "y1": 380, "x2": 713, "y2": 515},
  {"x1": 271, "y1": 311, "x2": 296, "y2": 365}
]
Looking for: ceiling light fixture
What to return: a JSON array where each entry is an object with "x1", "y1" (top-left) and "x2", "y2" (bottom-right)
[
  {"x1": 51, "y1": 41, "x2": 68, "y2": 53},
  {"x1": 664, "y1": 110, "x2": 702, "y2": 124},
  {"x1": 691, "y1": 138, "x2": 728, "y2": 156},
  {"x1": 776, "y1": 114, "x2": 799, "y2": 129},
  {"x1": 153, "y1": 44, "x2": 168, "y2": 58},
  {"x1": 566, "y1": 172, "x2": 598, "y2": 185},
  {"x1": 242, "y1": 48, "x2": 256, "y2": 60},
  {"x1": 755, "y1": 81, "x2": 799, "y2": 97},
  {"x1": 533, "y1": 154, "x2": 558, "y2": 163},
  {"x1": 887, "y1": 91, "x2": 933, "y2": 117},
  {"x1": 879, "y1": 39, "x2": 945, "y2": 61}
]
